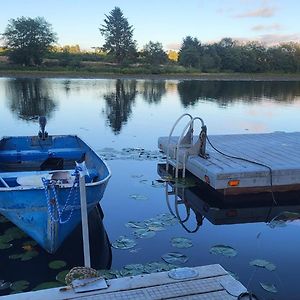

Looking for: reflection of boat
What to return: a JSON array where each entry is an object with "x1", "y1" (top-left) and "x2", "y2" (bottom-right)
[
  {"x1": 158, "y1": 163, "x2": 300, "y2": 232},
  {"x1": 0, "y1": 205, "x2": 112, "y2": 296},
  {"x1": 0, "y1": 120, "x2": 111, "y2": 253},
  {"x1": 158, "y1": 114, "x2": 300, "y2": 195}
]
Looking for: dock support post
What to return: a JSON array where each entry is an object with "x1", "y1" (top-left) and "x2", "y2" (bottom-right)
[{"x1": 79, "y1": 176, "x2": 91, "y2": 268}]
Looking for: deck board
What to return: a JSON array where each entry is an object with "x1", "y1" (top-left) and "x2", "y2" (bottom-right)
[
  {"x1": 1, "y1": 265, "x2": 246, "y2": 300},
  {"x1": 158, "y1": 132, "x2": 300, "y2": 193}
]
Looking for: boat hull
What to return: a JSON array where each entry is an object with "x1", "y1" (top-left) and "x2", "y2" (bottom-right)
[{"x1": 0, "y1": 135, "x2": 111, "y2": 253}]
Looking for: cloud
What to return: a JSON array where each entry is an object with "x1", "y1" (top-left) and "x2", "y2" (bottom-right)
[
  {"x1": 165, "y1": 42, "x2": 181, "y2": 50},
  {"x1": 234, "y1": 6, "x2": 276, "y2": 18},
  {"x1": 251, "y1": 23, "x2": 282, "y2": 31},
  {"x1": 234, "y1": 33, "x2": 300, "y2": 46},
  {"x1": 258, "y1": 33, "x2": 300, "y2": 45}
]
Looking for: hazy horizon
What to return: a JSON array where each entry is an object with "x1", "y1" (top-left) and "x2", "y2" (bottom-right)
[{"x1": 0, "y1": 0, "x2": 299, "y2": 51}]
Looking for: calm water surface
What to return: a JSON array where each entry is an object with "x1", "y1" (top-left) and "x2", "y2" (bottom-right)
[{"x1": 1, "y1": 78, "x2": 300, "y2": 299}]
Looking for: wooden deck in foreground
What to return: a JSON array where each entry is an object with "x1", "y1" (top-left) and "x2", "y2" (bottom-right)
[
  {"x1": 159, "y1": 132, "x2": 300, "y2": 194},
  {"x1": 2, "y1": 264, "x2": 246, "y2": 300}
]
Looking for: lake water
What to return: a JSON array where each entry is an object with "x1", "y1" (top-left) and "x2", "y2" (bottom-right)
[{"x1": 1, "y1": 77, "x2": 300, "y2": 298}]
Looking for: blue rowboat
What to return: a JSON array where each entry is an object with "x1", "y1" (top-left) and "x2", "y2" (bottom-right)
[{"x1": 0, "y1": 132, "x2": 111, "y2": 253}]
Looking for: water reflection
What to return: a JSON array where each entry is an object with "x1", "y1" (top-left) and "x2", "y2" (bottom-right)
[
  {"x1": 102, "y1": 79, "x2": 137, "y2": 134},
  {"x1": 177, "y1": 81, "x2": 300, "y2": 107},
  {"x1": 140, "y1": 80, "x2": 167, "y2": 104},
  {"x1": 0, "y1": 206, "x2": 111, "y2": 295},
  {"x1": 159, "y1": 162, "x2": 300, "y2": 233},
  {"x1": 5, "y1": 78, "x2": 57, "y2": 121}
]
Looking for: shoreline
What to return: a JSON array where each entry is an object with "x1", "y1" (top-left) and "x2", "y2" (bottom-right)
[{"x1": 0, "y1": 70, "x2": 300, "y2": 81}]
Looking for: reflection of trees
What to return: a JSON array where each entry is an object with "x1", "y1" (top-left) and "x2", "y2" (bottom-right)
[
  {"x1": 140, "y1": 80, "x2": 166, "y2": 104},
  {"x1": 103, "y1": 79, "x2": 137, "y2": 134},
  {"x1": 178, "y1": 81, "x2": 300, "y2": 108},
  {"x1": 5, "y1": 78, "x2": 57, "y2": 120}
]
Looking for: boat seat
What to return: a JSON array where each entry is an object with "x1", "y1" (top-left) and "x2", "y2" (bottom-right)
[
  {"x1": 15, "y1": 168, "x2": 99, "y2": 187},
  {"x1": 0, "y1": 148, "x2": 85, "y2": 163}
]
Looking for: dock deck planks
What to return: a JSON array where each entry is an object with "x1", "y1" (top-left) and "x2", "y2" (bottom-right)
[
  {"x1": 158, "y1": 132, "x2": 300, "y2": 194},
  {"x1": 2, "y1": 264, "x2": 246, "y2": 300}
]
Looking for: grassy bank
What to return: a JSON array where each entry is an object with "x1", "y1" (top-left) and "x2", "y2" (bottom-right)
[{"x1": 0, "y1": 63, "x2": 300, "y2": 81}]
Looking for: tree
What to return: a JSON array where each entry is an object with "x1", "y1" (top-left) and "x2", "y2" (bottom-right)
[
  {"x1": 142, "y1": 41, "x2": 167, "y2": 65},
  {"x1": 2, "y1": 17, "x2": 57, "y2": 66},
  {"x1": 216, "y1": 38, "x2": 242, "y2": 71},
  {"x1": 178, "y1": 36, "x2": 202, "y2": 68},
  {"x1": 100, "y1": 7, "x2": 137, "y2": 64}
]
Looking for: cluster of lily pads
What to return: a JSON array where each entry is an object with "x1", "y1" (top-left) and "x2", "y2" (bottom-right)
[
  {"x1": 209, "y1": 243, "x2": 278, "y2": 294},
  {"x1": 0, "y1": 226, "x2": 27, "y2": 250},
  {"x1": 108, "y1": 213, "x2": 196, "y2": 278},
  {"x1": 97, "y1": 243, "x2": 193, "y2": 280},
  {"x1": 97, "y1": 147, "x2": 165, "y2": 161}
]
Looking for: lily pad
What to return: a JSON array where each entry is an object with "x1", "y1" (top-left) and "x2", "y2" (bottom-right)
[
  {"x1": 125, "y1": 221, "x2": 146, "y2": 229},
  {"x1": 210, "y1": 245, "x2": 237, "y2": 257},
  {"x1": 162, "y1": 252, "x2": 188, "y2": 264},
  {"x1": 49, "y1": 260, "x2": 67, "y2": 270},
  {"x1": 133, "y1": 228, "x2": 156, "y2": 239},
  {"x1": 144, "y1": 262, "x2": 176, "y2": 273},
  {"x1": 129, "y1": 194, "x2": 148, "y2": 201},
  {"x1": 10, "y1": 280, "x2": 29, "y2": 292},
  {"x1": 260, "y1": 282, "x2": 277, "y2": 293},
  {"x1": 120, "y1": 264, "x2": 145, "y2": 277},
  {"x1": 98, "y1": 147, "x2": 163, "y2": 161},
  {"x1": 32, "y1": 282, "x2": 63, "y2": 291},
  {"x1": 0, "y1": 242, "x2": 13, "y2": 250},
  {"x1": 9, "y1": 250, "x2": 38, "y2": 261},
  {"x1": 112, "y1": 236, "x2": 137, "y2": 250},
  {"x1": 145, "y1": 219, "x2": 165, "y2": 231},
  {"x1": 98, "y1": 269, "x2": 121, "y2": 279},
  {"x1": 171, "y1": 237, "x2": 193, "y2": 249},
  {"x1": 56, "y1": 270, "x2": 69, "y2": 284},
  {"x1": 0, "y1": 235, "x2": 13, "y2": 244},
  {"x1": 249, "y1": 259, "x2": 276, "y2": 271},
  {"x1": 5, "y1": 227, "x2": 27, "y2": 240},
  {"x1": 0, "y1": 280, "x2": 10, "y2": 290}
]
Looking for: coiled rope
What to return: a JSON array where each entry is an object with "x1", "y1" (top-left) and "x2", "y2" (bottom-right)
[{"x1": 42, "y1": 169, "x2": 80, "y2": 224}]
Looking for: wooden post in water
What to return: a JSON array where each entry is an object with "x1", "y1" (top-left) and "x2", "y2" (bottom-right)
[{"x1": 79, "y1": 175, "x2": 91, "y2": 268}]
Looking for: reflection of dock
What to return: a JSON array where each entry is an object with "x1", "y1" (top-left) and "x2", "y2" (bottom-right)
[
  {"x1": 3, "y1": 264, "x2": 247, "y2": 300},
  {"x1": 158, "y1": 163, "x2": 300, "y2": 229}
]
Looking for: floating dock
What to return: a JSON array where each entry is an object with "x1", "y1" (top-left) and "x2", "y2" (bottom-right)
[
  {"x1": 159, "y1": 132, "x2": 300, "y2": 195},
  {"x1": 2, "y1": 264, "x2": 246, "y2": 300}
]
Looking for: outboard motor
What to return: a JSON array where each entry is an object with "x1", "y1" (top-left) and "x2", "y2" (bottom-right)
[{"x1": 38, "y1": 116, "x2": 48, "y2": 140}]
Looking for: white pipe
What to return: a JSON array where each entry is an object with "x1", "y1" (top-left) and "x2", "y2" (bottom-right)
[
  {"x1": 166, "y1": 113, "x2": 192, "y2": 172},
  {"x1": 0, "y1": 177, "x2": 9, "y2": 188},
  {"x1": 79, "y1": 176, "x2": 91, "y2": 268}
]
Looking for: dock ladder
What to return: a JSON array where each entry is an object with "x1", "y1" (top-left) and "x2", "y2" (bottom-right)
[{"x1": 166, "y1": 114, "x2": 208, "y2": 179}]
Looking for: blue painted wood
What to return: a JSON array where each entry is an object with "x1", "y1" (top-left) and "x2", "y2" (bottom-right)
[{"x1": 0, "y1": 135, "x2": 111, "y2": 253}]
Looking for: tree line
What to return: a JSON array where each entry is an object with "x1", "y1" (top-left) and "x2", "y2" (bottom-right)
[{"x1": 1, "y1": 7, "x2": 300, "y2": 73}]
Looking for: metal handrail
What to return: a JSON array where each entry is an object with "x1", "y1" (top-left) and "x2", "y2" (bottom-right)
[
  {"x1": 175, "y1": 116, "x2": 205, "y2": 178},
  {"x1": 166, "y1": 113, "x2": 192, "y2": 172}
]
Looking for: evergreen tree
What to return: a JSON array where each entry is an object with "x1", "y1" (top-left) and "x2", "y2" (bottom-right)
[
  {"x1": 178, "y1": 36, "x2": 202, "y2": 68},
  {"x1": 100, "y1": 7, "x2": 137, "y2": 64}
]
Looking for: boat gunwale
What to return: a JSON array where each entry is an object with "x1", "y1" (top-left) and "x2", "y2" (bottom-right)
[{"x1": 0, "y1": 134, "x2": 112, "y2": 191}]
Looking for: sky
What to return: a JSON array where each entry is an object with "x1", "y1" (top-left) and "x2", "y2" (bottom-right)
[{"x1": 0, "y1": 0, "x2": 299, "y2": 51}]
